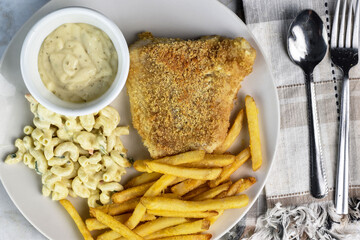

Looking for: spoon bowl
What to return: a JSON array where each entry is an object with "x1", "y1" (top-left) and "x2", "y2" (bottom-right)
[{"x1": 287, "y1": 9, "x2": 328, "y2": 73}]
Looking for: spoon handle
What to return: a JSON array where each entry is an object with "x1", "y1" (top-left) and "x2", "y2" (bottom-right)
[
  {"x1": 305, "y1": 72, "x2": 328, "y2": 198},
  {"x1": 335, "y1": 73, "x2": 349, "y2": 214}
]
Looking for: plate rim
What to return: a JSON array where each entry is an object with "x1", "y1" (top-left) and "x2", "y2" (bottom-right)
[{"x1": 0, "y1": 0, "x2": 280, "y2": 239}]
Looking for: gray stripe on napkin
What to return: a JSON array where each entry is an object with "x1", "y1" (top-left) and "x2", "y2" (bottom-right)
[{"x1": 242, "y1": 0, "x2": 335, "y2": 24}]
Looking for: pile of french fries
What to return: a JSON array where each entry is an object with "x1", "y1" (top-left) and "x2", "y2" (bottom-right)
[{"x1": 59, "y1": 95, "x2": 262, "y2": 240}]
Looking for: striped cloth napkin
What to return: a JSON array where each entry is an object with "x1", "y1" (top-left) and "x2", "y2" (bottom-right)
[{"x1": 219, "y1": 0, "x2": 360, "y2": 239}]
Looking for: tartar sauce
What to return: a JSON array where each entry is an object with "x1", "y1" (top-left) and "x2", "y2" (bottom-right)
[{"x1": 38, "y1": 23, "x2": 118, "y2": 103}]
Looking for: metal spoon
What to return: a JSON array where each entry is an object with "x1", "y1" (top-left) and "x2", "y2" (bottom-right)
[{"x1": 287, "y1": 9, "x2": 328, "y2": 198}]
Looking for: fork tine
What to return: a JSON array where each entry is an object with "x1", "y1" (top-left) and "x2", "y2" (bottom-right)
[
  {"x1": 353, "y1": 0, "x2": 360, "y2": 48},
  {"x1": 346, "y1": 0, "x2": 354, "y2": 48},
  {"x1": 339, "y1": 0, "x2": 347, "y2": 48},
  {"x1": 331, "y1": 0, "x2": 341, "y2": 47}
]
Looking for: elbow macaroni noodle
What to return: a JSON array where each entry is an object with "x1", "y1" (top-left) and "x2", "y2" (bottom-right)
[{"x1": 5, "y1": 95, "x2": 131, "y2": 207}]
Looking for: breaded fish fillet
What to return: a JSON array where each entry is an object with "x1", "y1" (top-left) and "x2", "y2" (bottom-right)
[{"x1": 126, "y1": 32, "x2": 256, "y2": 158}]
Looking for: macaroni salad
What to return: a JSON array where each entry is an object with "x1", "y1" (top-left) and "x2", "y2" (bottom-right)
[{"x1": 5, "y1": 95, "x2": 131, "y2": 207}]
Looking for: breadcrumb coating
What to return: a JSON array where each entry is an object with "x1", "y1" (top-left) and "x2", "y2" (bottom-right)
[{"x1": 126, "y1": 32, "x2": 256, "y2": 158}]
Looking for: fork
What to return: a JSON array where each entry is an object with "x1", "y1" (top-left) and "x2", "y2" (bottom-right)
[{"x1": 331, "y1": 0, "x2": 360, "y2": 214}]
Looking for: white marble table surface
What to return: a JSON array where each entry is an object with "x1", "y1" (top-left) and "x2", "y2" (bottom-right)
[{"x1": 0, "y1": 0, "x2": 240, "y2": 239}]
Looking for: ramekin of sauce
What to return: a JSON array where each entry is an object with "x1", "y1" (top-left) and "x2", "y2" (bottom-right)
[{"x1": 20, "y1": 7, "x2": 129, "y2": 116}]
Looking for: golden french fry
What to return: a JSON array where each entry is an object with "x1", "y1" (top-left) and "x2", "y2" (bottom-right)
[
  {"x1": 85, "y1": 213, "x2": 156, "y2": 231},
  {"x1": 112, "y1": 181, "x2": 155, "y2": 203},
  {"x1": 149, "y1": 234, "x2": 212, "y2": 240},
  {"x1": 153, "y1": 150, "x2": 205, "y2": 165},
  {"x1": 145, "y1": 162, "x2": 222, "y2": 180},
  {"x1": 86, "y1": 215, "x2": 128, "y2": 232},
  {"x1": 126, "y1": 203, "x2": 147, "y2": 229},
  {"x1": 134, "y1": 160, "x2": 151, "y2": 172},
  {"x1": 226, "y1": 177, "x2": 257, "y2": 196},
  {"x1": 169, "y1": 177, "x2": 187, "y2": 186},
  {"x1": 236, "y1": 177, "x2": 257, "y2": 194},
  {"x1": 214, "y1": 191, "x2": 228, "y2": 199},
  {"x1": 191, "y1": 181, "x2": 231, "y2": 201},
  {"x1": 59, "y1": 199, "x2": 93, "y2": 240},
  {"x1": 95, "y1": 198, "x2": 140, "y2": 216},
  {"x1": 90, "y1": 208, "x2": 143, "y2": 240},
  {"x1": 181, "y1": 154, "x2": 235, "y2": 168},
  {"x1": 116, "y1": 217, "x2": 189, "y2": 240},
  {"x1": 135, "y1": 151, "x2": 205, "y2": 173},
  {"x1": 97, "y1": 230, "x2": 121, "y2": 240},
  {"x1": 126, "y1": 175, "x2": 177, "y2": 229},
  {"x1": 125, "y1": 172, "x2": 163, "y2": 188},
  {"x1": 134, "y1": 217, "x2": 188, "y2": 238},
  {"x1": 160, "y1": 193, "x2": 182, "y2": 199},
  {"x1": 215, "y1": 109, "x2": 244, "y2": 154},
  {"x1": 207, "y1": 209, "x2": 224, "y2": 225},
  {"x1": 141, "y1": 213, "x2": 157, "y2": 221},
  {"x1": 245, "y1": 95, "x2": 262, "y2": 171},
  {"x1": 182, "y1": 185, "x2": 210, "y2": 200},
  {"x1": 144, "y1": 219, "x2": 210, "y2": 239},
  {"x1": 171, "y1": 179, "x2": 206, "y2": 196},
  {"x1": 141, "y1": 195, "x2": 249, "y2": 212},
  {"x1": 209, "y1": 147, "x2": 250, "y2": 188},
  {"x1": 145, "y1": 175, "x2": 177, "y2": 197},
  {"x1": 209, "y1": 185, "x2": 241, "y2": 224},
  {"x1": 147, "y1": 209, "x2": 218, "y2": 218}
]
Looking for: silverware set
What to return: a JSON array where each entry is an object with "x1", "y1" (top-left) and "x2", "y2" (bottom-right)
[{"x1": 288, "y1": 0, "x2": 360, "y2": 214}]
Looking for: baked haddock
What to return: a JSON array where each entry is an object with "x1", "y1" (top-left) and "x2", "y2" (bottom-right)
[{"x1": 126, "y1": 32, "x2": 256, "y2": 158}]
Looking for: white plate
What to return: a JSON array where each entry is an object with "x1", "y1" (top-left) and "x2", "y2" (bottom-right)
[{"x1": 0, "y1": 0, "x2": 280, "y2": 239}]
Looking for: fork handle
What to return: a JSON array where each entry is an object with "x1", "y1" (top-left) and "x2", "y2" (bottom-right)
[
  {"x1": 305, "y1": 72, "x2": 328, "y2": 199},
  {"x1": 335, "y1": 73, "x2": 350, "y2": 214}
]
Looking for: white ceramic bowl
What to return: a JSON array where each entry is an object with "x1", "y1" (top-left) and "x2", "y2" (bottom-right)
[{"x1": 20, "y1": 7, "x2": 129, "y2": 116}]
